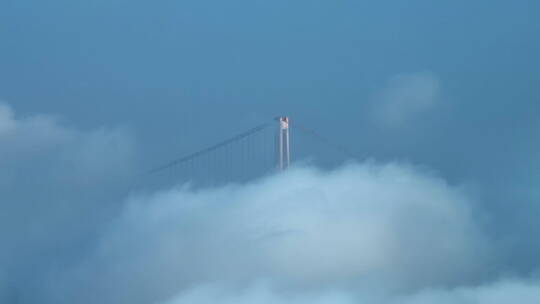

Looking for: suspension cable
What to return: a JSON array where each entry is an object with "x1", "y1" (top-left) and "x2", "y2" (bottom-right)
[
  {"x1": 146, "y1": 123, "x2": 271, "y2": 175},
  {"x1": 294, "y1": 122, "x2": 361, "y2": 161}
]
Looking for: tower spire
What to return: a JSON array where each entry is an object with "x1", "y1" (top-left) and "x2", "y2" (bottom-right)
[{"x1": 278, "y1": 116, "x2": 290, "y2": 170}]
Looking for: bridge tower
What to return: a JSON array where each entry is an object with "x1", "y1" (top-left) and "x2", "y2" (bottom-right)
[{"x1": 278, "y1": 116, "x2": 290, "y2": 170}]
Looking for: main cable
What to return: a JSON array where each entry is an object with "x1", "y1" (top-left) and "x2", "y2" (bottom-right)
[
  {"x1": 294, "y1": 122, "x2": 361, "y2": 161},
  {"x1": 146, "y1": 123, "x2": 271, "y2": 175}
]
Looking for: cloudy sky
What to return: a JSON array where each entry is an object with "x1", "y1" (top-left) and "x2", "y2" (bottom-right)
[{"x1": 1, "y1": 0, "x2": 539, "y2": 303}]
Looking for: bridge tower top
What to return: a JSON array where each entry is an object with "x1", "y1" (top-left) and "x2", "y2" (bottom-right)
[{"x1": 278, "y1": 116, "x2": 290, "y2": 171}]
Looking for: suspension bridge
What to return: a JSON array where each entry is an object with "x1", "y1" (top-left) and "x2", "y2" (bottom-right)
[{"x1": 141, "y1": 117, "x2": 358, "y2": 189}]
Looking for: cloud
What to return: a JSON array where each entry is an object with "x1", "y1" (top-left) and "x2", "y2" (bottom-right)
[
  {"x1": 396, "y1": 279, "x2": 540, "y2": 304},
  {"x1": 371, "y1": 72, "x2": 440, "y2": 127},
  {"x1": 43, "y1": 163, "x2": 492, "y2": 303},
  {"x1": 162, "y1": 279, "x2": 540, "y2": 304},
  {"x1": 0, "y1": 101, "x2": 136, "y2": 187},
  {"x1": 0, "y1": 101, "x2": 136, "y2": 303},
  {"x1": 1, "y1": 100, "x2": 535, "y2": 304},
  {"x1": 162, "y1": 283, "x2": 356, "y2": 304},
  {"x1": 0, "y1": 103, "x2": 17, "y2": 135}
]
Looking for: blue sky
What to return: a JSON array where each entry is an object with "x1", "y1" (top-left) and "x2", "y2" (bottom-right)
[{"x1": 1, "y1": 0, "x2": 538, "y2": 170}]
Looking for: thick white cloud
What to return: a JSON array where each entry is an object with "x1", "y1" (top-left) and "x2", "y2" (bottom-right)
[
  {"x1": 162, "y1": 279, "x2": 540, "y2": 304},
  {"x1": 371, "y1": 72, "x2": 440, "y2": 127},
  {"x1": 47, "y1": 163, "x2": 492, "y2": 303},
  {"x1": 1, "y1": 101, "x2": 535, "y2": 304}
]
